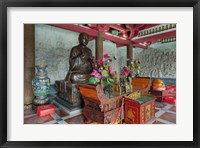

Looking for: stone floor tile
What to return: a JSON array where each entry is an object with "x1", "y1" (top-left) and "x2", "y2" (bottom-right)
[
  {"x1": 64, "y1": 114, "x2": 86, "y2": 124},
  {"x1": 159, "y1": 112, "x2": 176, "y2": 123},
  {"x1": 24, "y1": 114, "x2": 54, "y2": 124}
]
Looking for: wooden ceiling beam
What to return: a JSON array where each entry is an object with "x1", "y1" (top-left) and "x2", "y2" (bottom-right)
[
  {"x1": 109, "y1": 24, "x2": 127, "y2": 32},
  {"x1": 49, "y1": 24, "x2": 172, "y2": 49},
  {"x1": 50, "y1": 24, "x2": 130, "y2": 45},
  {"x1": 50, "y1": 24, "x2": 98, "y2": 37},
  {"x1": 132, "y1": 43, "x2": 148, "y2": 49},
  {"x1": 103, "y1": 33, "x2": 131, "y2": 45}
]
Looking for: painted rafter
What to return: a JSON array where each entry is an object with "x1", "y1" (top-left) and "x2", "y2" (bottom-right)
[{"x1": 132, "y1": 30, "x2": 176, "y2": 44}]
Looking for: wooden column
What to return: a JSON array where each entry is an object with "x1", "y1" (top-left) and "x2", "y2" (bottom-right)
[
  {"x1": 127, "y1": 44, "x2": 133, "y2": 66},
  {"x1": 24, "y1": 24, "x2": 35, "y2": 109},
  {"x1": 95, "y1": 31, "x2": 103, "y2": 60}
]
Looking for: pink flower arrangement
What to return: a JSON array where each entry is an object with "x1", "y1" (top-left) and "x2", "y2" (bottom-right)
[
  {"x1": 91, "y1": 69, "x2": 102, "y2": 79},
  {"x1": 121, "y1": 60, "x2": 140, "y2": 82},
  {"x1": 89, "y1": 54, "x2": 115, "y2": 85}
]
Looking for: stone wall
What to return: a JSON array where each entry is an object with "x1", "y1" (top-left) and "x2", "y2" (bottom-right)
[
  {"x1": 103, "y1": 41, "x2": 127, "y2": 73},
  {"x1": 35, "y1": 24, "x2": 127, "y2": 84},
  {"x1": 134, "y1": 42, "x2": 176, "y2": 78}
]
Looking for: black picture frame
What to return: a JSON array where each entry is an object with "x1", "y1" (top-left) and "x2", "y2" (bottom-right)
[{"x1": 0, "y1": 0, "x2": 199, "y2": 148}]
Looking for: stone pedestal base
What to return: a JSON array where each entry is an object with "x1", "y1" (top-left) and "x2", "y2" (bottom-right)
[
  {"x1": 55, "y1": 80, "x2": 83, "y2": 107},
  {"x1": 55, "y1": 97, "x2": 83, "y2": 112}
]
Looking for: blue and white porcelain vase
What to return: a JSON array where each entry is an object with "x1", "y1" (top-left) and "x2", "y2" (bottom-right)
[{"x1": 32, "y1": 65, "x2": 50, "y2": 106}]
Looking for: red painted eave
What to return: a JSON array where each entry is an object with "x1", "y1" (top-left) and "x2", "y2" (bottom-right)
[
  {"x1": 50, "y1": 24, "x2": 98, "y2": 37},
  {"x1": 50, "y1": 24, "x2": 130, "y2": 45}
]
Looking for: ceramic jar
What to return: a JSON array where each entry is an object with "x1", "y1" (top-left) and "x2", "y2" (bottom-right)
[{"x1": 32, "y1": 65, "x2": 50, "y2": 106}]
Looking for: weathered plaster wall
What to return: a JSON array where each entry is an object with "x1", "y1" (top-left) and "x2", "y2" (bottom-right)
[
  {"x1": 35, "y1": 24, "x2": 127, "y2": 84},
  {"x1": 103, "y1": 41, "x2": 127, "y2": 73},
  {"x1": 134, "y1": 42, "x2": 176, "y2": 78}
]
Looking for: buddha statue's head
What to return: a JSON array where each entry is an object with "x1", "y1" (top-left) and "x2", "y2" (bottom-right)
[{"x1": 79, "y1": 32, "x2": 89, "y2": 46}]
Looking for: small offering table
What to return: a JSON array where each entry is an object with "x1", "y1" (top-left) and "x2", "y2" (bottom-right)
[{"x1": 79, "y1": 84, "x2": 123, "y2": 124}]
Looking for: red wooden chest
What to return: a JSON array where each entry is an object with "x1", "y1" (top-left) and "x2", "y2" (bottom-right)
[{"x1": 124, "y1": 95, "x2": 156, "y2": 124}]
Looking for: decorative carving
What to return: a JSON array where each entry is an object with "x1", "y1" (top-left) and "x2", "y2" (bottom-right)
[
  {"x1": 135, "y1": 43, "x2": 176, "y2": 78},
  {"x1": 79, "y1": 84, "x2": 123, "y2": 124}
]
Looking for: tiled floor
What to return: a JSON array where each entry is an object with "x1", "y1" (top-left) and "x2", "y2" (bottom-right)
[
  {"x1": 24, "y1": 100, "x2": 176, "y2": 124},
  {"x1": 153, "y1": 102, "x2": 176, "y2": 124}
]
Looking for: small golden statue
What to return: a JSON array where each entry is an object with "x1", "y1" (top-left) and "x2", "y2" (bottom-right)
[
  {"x1": 112, "y1": 72, "x2": 122, "y2": 95},
  {"x1": 125, "y1": 81, "x2": 133, "y2": 93},
  {"x1": 127, "y1": 91, "x2": 141, "y2": 100}
]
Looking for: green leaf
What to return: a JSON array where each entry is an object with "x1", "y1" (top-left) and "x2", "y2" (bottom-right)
[
  {"x1": 94, "y1": 77, "x2": 100, "y2": 83},
  {"x1": 89, "y1": 77, "x2": 97, "y2": 84},
  {"x1": 133, "y1": 68, "x2": 138, "y2": 74},
  {"x1": 103, "y1": 65, "x2": 109, "y2": 70},
  {"x1": 101, "y1": 70, "x2": 108, "y2": 77},
  {"x1": 131, "y1": 63, "x2": 134, "y2": 67},
  {"x1": 108, "y1": 77, "x2": 115, "y2": 83},
  {"x1": 128, "y1": 76, "x2": 132, "y2": 82},
  {"x1": 106, "y1": 78, "x2": 111, "y2": 85}
]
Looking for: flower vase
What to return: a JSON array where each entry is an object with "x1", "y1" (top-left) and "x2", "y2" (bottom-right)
[
  {"x1": 101, "y1": 80, "x2": 112, "y2": 98},
  {"x1": 32, "y1": 65, "x2": 50, "y2": 106},
  {"x1": 120, "y1": 76, "x2": 126, "y2": 94}
]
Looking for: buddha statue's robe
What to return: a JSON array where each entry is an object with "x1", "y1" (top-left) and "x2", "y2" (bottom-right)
[{"x1": 65, "y1": 44, "x2": 93, "y2": 84}]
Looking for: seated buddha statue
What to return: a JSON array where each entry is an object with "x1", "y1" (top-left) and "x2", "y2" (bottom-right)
[
  {"x1": 65, "y1": 32, "x2": 93, "y2": 84},
  {"x1": 55, "y1": 32, "x2": 93, "y2": 107}
]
